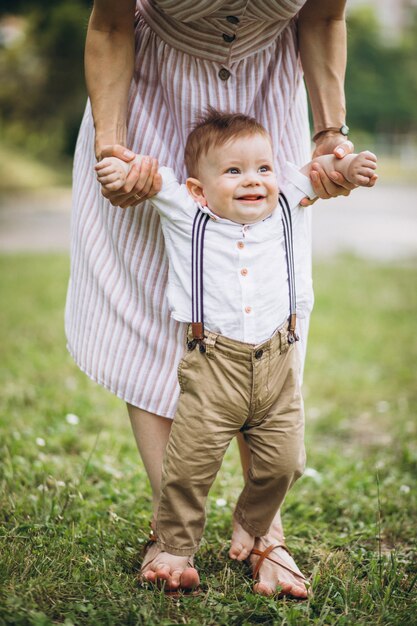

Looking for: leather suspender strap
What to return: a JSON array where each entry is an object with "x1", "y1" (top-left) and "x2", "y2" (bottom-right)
[{"x1": 191, "y1": 210, "x2": 210, "y2": 340}]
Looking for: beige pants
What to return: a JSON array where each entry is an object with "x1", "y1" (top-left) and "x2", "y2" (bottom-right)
[{"x1": 156, "y1": 324, "x2": 305, "y2": 556}]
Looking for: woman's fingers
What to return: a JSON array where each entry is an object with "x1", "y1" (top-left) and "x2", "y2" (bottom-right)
[
  {"x1": 98, "y1": 153, "x2": 162, "y2": 208},
  {"x1": 334, "y1": 139, "x2": 354, "y2": 159},
  {"x1": 99, "y1": 144, "x2": 136, "y2": 163},
  {"x1": 310, "y1": 163, "x2": 351, "y2": 198},
  {"x1": 328, "y1": 170, "x2": 357, "y2": 191},
  {"x1": 134, "y1": 156, "x2": 155, "y2": 195},
  {"x1": 100, "y1": 187, "x2": 126, "y2": 206},
  {"x1": 131, "y1": 157, "x2": 162, "y2": 200},
  {"x1": 313, "y1": 135, "x2": 355, "y2": 159}
]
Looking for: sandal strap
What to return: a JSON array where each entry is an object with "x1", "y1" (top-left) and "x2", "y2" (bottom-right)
[{"x1": 251, "y1": 543, "x2": 306, "y2": 583}]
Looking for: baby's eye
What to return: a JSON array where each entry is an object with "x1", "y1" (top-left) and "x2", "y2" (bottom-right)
[
  {"x1": 259, "y1": 165, "x2": 271, "y2": 173},
  {"x1": 226, "y1": 167, "x2": 240, "y2": 174}
]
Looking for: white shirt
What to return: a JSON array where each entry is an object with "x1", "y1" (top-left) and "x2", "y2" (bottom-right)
[{"x1": 150, "y1": 163, "x2": 316, "y2": 344}]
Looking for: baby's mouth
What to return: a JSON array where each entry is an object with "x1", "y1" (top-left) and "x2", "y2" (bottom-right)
[{"x1": 237, "y1": 194, "x2": 265, "y2": 202}]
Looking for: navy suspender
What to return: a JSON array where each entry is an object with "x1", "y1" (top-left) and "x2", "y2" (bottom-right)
[
  {"x1": 279, "y1": 193, "x2": 298, "y2": 343},
  {"x1": 190, "y1": 194, "x2": 299, "y2": 344},
  {"x1": 191, "y1": 210, "x2": 210, "y2": 341}
]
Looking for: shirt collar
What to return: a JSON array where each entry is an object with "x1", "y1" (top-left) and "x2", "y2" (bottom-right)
[{"x1": 197, "y1": 202, "x2": 277, "y2": 227}]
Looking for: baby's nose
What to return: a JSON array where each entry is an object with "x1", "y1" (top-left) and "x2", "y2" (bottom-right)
[{"x1": 243, "y1": 173, "x2": 261, "y2": 184}]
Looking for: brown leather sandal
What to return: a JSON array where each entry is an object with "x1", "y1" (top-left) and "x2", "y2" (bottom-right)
[
  {"x1": 139, "y1": 527, "x2": 201, "y2": 597},
  {"x1": 250, "y1": 542, "x2": 310, "y2": 598}
]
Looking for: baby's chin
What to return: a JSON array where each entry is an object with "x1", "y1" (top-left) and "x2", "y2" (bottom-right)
[{"x1": 226, "y1": 208, "x2": 275, "y2": 225}]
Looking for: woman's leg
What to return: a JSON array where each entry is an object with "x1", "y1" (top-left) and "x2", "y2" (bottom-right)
[
  {"x1": 235, "y1": 433, "x2": 307, "y2": 597},
  {"x1": 127, "y1": 403, "x2": 172, "y2": 525},
  {"x1": 127, "y1": 403, "x2": 199, "y2": 590}
]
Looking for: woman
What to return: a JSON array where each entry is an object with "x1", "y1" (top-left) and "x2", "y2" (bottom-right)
[{"x1": 65, "y1": 0, "x2": 355, "y2": 597}]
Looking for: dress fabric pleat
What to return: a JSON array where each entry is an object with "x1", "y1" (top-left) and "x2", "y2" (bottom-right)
[{"x1": 65, "y1": 0, "x2": 311, "y2": 418}]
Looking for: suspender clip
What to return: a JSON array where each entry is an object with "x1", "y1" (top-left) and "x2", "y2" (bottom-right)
[
  {"x1": 288, "y1": 331, "x2": 299, "y2": 344},
  {"x1": 187, "y1": 339, "x2": 198, "y2": 351},
  {"x1": 288, "y1": 313, "x2": 299, "y2": 344}
]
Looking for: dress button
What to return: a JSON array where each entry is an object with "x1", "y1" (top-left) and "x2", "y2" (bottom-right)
[
  {"x1": 237, "y1": 241, "x2": 244, "y2": 249},
  {"x1": 227, "y1": 15, "x2": 240, "y2": 24},
  {"x1": 255, "y1": 349, "x2": 263, "y2": 360},
  {"x1": 240, "y1": 268, "x2": 248, "y2": 276},
  {"x1": 218, "y1": 67, "x2": 231, "y2": 81},
  {"x1": 222, "y1": 33, "x2": 236, "y2": 43},
  {"x1": 244, "y1": 306, "x2": 252, "y2": 314}
]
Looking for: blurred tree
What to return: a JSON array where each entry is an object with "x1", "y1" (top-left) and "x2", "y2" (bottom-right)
[
  {"x1": 1, "y1": 0, "x2": 91, "y2": 15},
  {"x1": 1, "y1": 2, "x2": 417, "y2": 162},
  {"x1": 0, "y1": 1, "x2": 89, "y2": 159},
  {"x1": 346, "y1": 7, "x2": 417, "y2": 135}
]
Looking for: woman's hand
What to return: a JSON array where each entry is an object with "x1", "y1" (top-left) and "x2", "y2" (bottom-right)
[
  {"x1": 98, "y1": 144, "x2": 162, "y2": 208},
  {"x1": 300, "y1": 133, "x2": 356, "y2": 206}
]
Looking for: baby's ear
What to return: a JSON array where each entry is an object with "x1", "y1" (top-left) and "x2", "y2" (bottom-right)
[{"x1": 186, "y1": 177, "x2": 207, "y2": 206}]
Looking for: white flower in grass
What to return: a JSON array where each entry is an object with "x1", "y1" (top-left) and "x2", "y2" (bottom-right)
[
  {"x1": 37, "y1": 484, "x2": 48, "y2": 492},
  {"x1": 376, "y1": 400, "x2": 389, "y2": 413},
  {"x1": 399, "y1": 484, "x2": 410, "y2": 494},
  {"x1": 216, "y1": 498, "x2": 227, "y2": 507},
  {"x1": 307, "y1": 407, "x2": 321, "y2": 420},
  {"x1": 36, "y1": 437, "x2": 46, "y2": 447},
  {"x1": 66, "y1": 413, "x2": 79, "y2": 425},
  {"x1": 102, "y1": 464, "x2": 123, "y2": 479},
  {"x1": 304, "y1": 467, "x2": 322, "y2": 482}
]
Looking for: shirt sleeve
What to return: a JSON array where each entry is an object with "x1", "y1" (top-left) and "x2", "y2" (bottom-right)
[
  {"x1": 280, "y1": 163, "x2": 315, "y2": 320},
  {"x1": 148, "y1": 166, "x2": 196, "y2": 219},
  {"x1": 281, "y1": 161, "x2": 317, "y2": 209}
]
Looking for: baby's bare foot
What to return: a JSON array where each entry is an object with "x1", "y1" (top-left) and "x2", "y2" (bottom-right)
[
  {"x1": 229, "y1": 518, "x2": 255, "y2": 561},
  {"x1": 142, "y1": 550, "x2": 199, "y2": 591}
]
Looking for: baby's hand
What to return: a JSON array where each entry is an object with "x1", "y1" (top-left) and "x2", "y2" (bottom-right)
[
  {"x1": 346, "y1": 151, "x2": 378, "y2": 187},
  {"x1": 95, "y1": 155, "x2": 143, "y2": 191}
]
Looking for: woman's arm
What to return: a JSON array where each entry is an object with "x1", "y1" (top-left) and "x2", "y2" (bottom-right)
[
  {"x1": 298, "y1": 0, "x2": 347, "y2": 150},
  {"x1": 85, "y1": 0, "x2": 135, "y2": 159},
  {"x1": 298, "y1": 0, "x2": 359, "y2": 200},
  {"x1": 85, "y1": 0, "x2": 161, "y2": 206}
]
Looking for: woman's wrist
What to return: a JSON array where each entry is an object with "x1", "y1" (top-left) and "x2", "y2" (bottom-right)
[
  {"x1": 94, "y1": 124, "x2": 128, "y2": 160},
  {"x1": 313, "y1": 132, "x2": 352, "y2": 158},
  {"x1": 312, "y1": 125, "x2": 349, "y2": 143}
]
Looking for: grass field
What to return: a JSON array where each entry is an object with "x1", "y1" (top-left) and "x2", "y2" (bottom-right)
[{"x1": 0, "y1": 254, "x2": 416, "y2": 626}]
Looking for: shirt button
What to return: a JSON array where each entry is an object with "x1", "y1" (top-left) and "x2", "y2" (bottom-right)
[
  {"x1": 255, "y1": 349, "x2": 264, "y2": 359},
  {"x1": 218, "y1": 67, "x2": 231, "y2": 81},
  {"x1": 237, "y1": 241, "x2": 244, "y2": 249},
  {"x1": 240, "y1": 268, "x2": 248, "y2": 276},
  {"x1": 222, "y1": 33, "x2": 236, "y2": 43},
  {"x1": 227, "y1": 15, "x2": 240, "y2": 24},
  {"x1": 244, "y1": 306, "x2": 252, "y2": 314}
]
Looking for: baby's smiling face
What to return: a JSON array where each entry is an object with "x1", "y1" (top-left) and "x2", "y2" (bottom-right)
[{"x1": 186, "y1": 133, "x2": 279, "y2": 224}]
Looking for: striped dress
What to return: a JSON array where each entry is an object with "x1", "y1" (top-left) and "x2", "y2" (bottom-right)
[{"x1": 65, "y1": 0, "x2": 311, "y2": 418}]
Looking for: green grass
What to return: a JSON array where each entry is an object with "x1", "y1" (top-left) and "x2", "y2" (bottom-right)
[{"x1": 0, "y1": 254, "x2": 416, "y2": 625}]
